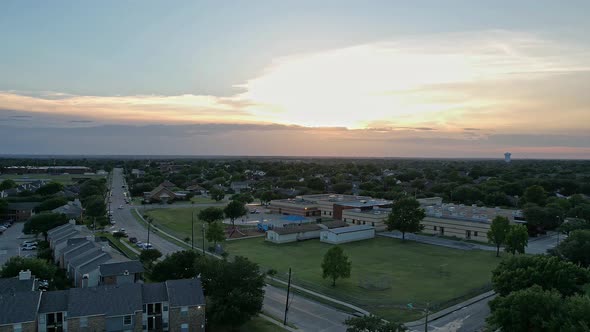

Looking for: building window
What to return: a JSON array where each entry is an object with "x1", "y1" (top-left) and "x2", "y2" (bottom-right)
[
  {"x1": 474, "y1": 231, "x2": 478, "y2": 237},
  {"x1": 181, "y1": 306, "x2": 188, "y2": 316},
  {"x1": 372, "y1": 222, "x2": 375, "y2": 226},
  {"x1": 124, "y1": 315, "x2": 132, "y2": 325},
  {"x1": 143, "y1": 304, "x2": 147, "y2": 313},
  {"x1": 47, "y1": 312, "x2": 64, "y2": 332},
  {"x1": 181, "y1": 323, "x2": 189, "y2": 332},
  {"x1": 13, "y1": 324, "x2": 22, "y2": 332},
  {"x1": 163, "y1": 305, "x2": 168, "y2": 312},
  {"x1": 80, "y1": 316, "x2": 88, "y2": 328},
  {"x1": 434, "y1": 226, "x2": 437, "y2": 231}
]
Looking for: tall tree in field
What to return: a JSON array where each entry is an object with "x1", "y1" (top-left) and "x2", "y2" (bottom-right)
[
  {"x1": 198, "y1": 207, "x2": 224, "y2": 224},
  {"x1": 224, "y1": 200, "x2": 248, "y2": 227},
  {"x1": 523, "y1": 185, "x2": 547, "y2": 206},
  {"x1": 0, "y1": 179, "x2": 17, "y2": 190},
  {"x1": 209, "y1": 187, "x2": 225, "y2": 202},
  {"x1": 487, "y1": 216, "x2": 510, "y2": 257},
  {"x1": 139, "y1": 248, "x2": 162, "y2": 270},
  {"x1": 386, "y1": 198, "x2": 425, "y2": 241},
  {"x1": 322, "y1": 246, "x2": 352, "y2": 287},
  {"x1": 206, "y1": 221, "x2": 225, "y2": 246},
  {"x1": 505, "y1": 224, "x2": 528, "y2": 255}
]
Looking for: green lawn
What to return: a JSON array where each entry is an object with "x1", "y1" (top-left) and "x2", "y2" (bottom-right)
[
  {"x1": 97, "y1": 232, "x2": 139, "y2": 260},
  {"x1": 142, "y1": 207, "x2": 208, "y2": 244},
  {"x1": 190, "y1": 196, "x2": 217, "y2": 204},
  {"x1": 225, "y1": 236, "x2": 499, "y2": 322},
  {"x1": 240, "y1": 317, "x2": 288, "y2": 332},
  {"x1": 0, "y1": 173, "x2": 105, "y2": 185}
]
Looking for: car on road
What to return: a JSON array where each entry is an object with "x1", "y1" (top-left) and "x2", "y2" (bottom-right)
[
  {"x1": 118, "y1": 205, "x2": 123, "y2": 209},
  {"x1": 0, "y1": 226, "x2": 6, "y2": 234},
  {"x1": 22, "y1": 244, "x2": 37, "y2": 250},
  {"x1": 135, "y1": 241, "x2": 143, "y2": 247},
  {"x1": 110, "y1": 219, "x2": 116, "y2": 225},
  {"x1": 140, "y1": 243, "x2": 153, "y2": 250}
]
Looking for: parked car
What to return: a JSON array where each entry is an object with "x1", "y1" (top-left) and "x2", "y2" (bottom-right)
[
  {"x1": 140, "y1": 243, "x2": 153, "y2": 250},
  {"x1": 22, "y1": 244, "x2": 37, "y2": 250},
  {"x1": 128, "y1": 237, "x2": 138, "y2": 244},
  {"x1": 135, "y1": 241, "x2": 144, "y2": 247},
  {"x1": 22, "y1": 240, "x2": 38, "y2": 246},
  {"x1": 110, "y1": 220, "x2": 116, "y2": 225},
  {"x1": 118, "y1": 205, "x2": 123, "y2": 209}
]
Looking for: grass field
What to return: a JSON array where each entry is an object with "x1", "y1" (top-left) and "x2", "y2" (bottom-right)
[
  {"x1": 225, "y1": 236, "x2": 499, "y2": 322},
  {"x1": 0, "y1": 173, "x2": 105, "y2": 185},
  {"x1": 142, "y1": 207, "x2": 208, "y2": 243},
  {"x1": 240, "y1": 317, "x2": 288, "y2": 332}
]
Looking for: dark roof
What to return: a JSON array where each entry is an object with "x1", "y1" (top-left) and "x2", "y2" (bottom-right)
[
  {"x1": 47, "y1": 223, "x2": 75, "y2": 237},
  {"x1": 327, "y1": 224, "x2": 375, "y2": 234},
  {"x1": 142, "y1": 283, "x2": 168, "y2": 304},
  {"x1": 0, "y1": 278, "x2": 35, "y2": 295},
  {"x1": 271, "y1": 224, "x2": 322, "y2": 235},
  {"x1": 100, "y1": 260, "x2": 144, "y2": 277},
  {"x1": 39, "y1": 290, "x2": 68, "y2": 313},
  {"x1": 67, "y1": 283, "x2": 143, "y2": 318},
  {"x1": 0, "y1": 291, "x2": 41, "y2": 325},
  {"x1": 160, "y1": 180, "x2": 176, "y2": 188},
  {"x1": 78, "y1": 253, "x2": 112, "y2": 274},
  {"x1": 6, "y1": 202, "x2": 40, "y2": 210},
  {"x1": 166, "y1": 278, "x2": 206, "y2": 307},
  {"x1": 64, "y1": 242, "x2": 96, "y2": 264},
  {"x1": 321, "y1": 221, "x2": 349, "y2": 229}
]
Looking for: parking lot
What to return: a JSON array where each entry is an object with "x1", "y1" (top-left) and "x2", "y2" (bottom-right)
[{"x1": 0, "y1": 222, "x2": 38, "y2": 266}]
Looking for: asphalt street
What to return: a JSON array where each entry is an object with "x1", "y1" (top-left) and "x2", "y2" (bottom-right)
[
  {"x1": 0, "y1": 222, "x2": 38, "y2": 266},
  {"x1": 110, "y1": 168, "x2": 350, "y2": 331}
]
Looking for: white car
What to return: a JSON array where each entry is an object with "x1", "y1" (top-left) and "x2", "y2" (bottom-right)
[
  {"x1": 22, "y1": 244, "x2": 37, "y2": 251},
  {"x1": 135, "y1": 241, "x2": 144, "y2": 247},
  {"x1": 118, "y1": 205, "x2": 123, "y2": 209},
  {"x1": 140, "y1": 243, "x2": 153, "y2": 250},
  {"x1": 22, "y1": 240, "x2": 38, "y2": 246}
]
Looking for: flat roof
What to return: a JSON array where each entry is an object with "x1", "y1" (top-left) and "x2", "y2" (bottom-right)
[
  {"x1": 326, "y1": 225, "x2": 375, "y2": 234},
  {"x1": 424, "y1": 204, "x2": 523, "y2": 224},
  {"x1": 270, "y1": 224, "x2": 322, "y2": 235}
]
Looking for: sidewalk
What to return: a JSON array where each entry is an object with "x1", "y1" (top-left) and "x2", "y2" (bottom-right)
[{"x1": 405, "y1": 291, "x2": 495, "y2": 328}]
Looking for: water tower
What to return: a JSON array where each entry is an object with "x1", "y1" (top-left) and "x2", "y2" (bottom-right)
[{"x1": 504, "y1": 152, "x2": 511, "y2": 163}]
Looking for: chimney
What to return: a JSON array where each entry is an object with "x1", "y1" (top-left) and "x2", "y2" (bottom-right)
[
  {"x1": 19, "y1": 270, "x2": 32, "y2": 280},
  {"x1": 69, "y1": 218, "x2": 76, "y2": 225},
  {"x1": 123, "y1": 270, "x2": 129, "y2": 276},
  {"x1": 82, "y1": 274, "x2": 89, "y2": 288}
]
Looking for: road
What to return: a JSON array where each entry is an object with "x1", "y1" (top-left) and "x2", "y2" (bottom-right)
[{"x1": 110, "y1": 168, "x2": 350, "y2": 331}]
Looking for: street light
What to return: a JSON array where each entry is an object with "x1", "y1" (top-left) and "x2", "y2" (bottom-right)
[
  {"x1": 147, "y1": 217, "x2": 152, "y2": 247},
  {"x1": 202, "y1": 223, "x2": 206, "y2": 254},
  {"x1": 556, "y1": 215, "x2": 561, "y2": 246}
]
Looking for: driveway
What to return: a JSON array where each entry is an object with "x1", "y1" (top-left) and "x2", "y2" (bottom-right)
[{"x1": 0, "y1": 222, "x2": 38, "y2": 266}]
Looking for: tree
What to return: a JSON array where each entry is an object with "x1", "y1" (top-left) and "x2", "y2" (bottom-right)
[
  {"x1": 209, "y1": 187, "x2": 225, "y2": 202},
  {"x1": 332, "y1": 182, "x2": 352, "y2": 194},
  {"x1": 84, "y1": 195, "x2": 106, "y2": 218},
  {"x1": 150, "y1": 250, "x2": 200, "y2": 282},
  {"x1": 321, "y1": 246, "x2": 352, "y2": 287},
  {"x1": 198, "y1": 207, "x2": 224, "y2": 224},
  {"x1": 23, "y1": 213, "x2": 68, "y2": 237},
  {"x1": 523, "y1": 185, "x2": 547, "y2": 206},
  {"x1": 224, "y1": 200, "x2": 248, "y2": 227},
  {"x1": 505, "y1": 224, "x2": 528, "y2": 255},
  {"x1": 0, "y1": 199, "x2": 7, "y2": 214},
  {"x1": 0, "y1": 256, "x2": 57, "y2": 283},
  {"x1": 206, "y1": 221, "x2": 225, "y2": 246},
  {"x1": 259, "y1": 191, "x2": 275, "y2": 205},
  {"x1": 139, "y1": 248, "x2": 162, "y2": 270},
  {"x1": 307, "y1": 177, "x2": 325, "y2": 191},
  {"x1": 36, "y1": 182, "x2": 64, "y2": 196},
  {"x1": 559, "y1": 218, "x2": 590, "y2": 235},
  {"x1": 0, "y1": 179, "x2": 17, "y2": 190},
  {"x1": 552, "y1": 230, "x2": 590, "y2": 267},
  {"x1": 487, "y1": 216, "x2": 510, "y2": 257},
  {"x1": 487, "y1": 285, "x2": 562, "y2": 332},
  {"x1": 385, "y1": 198, "x2": 425, "y2": 241},
  {"x1": 491, "y1": 255, "x2": 590, "y2": 297},
  {"x1": 204, "y1": 256, "x2": 266, "y2": 328},
  {"x1": 562, "y1": 294, "x2": 590, "y2": 331},
  {"x1": 231, "y1": 193, "x2": 254, "y2": 204},
  {"x1": 35, "y1": 197, "x2": 68, "y2": 213},
  {"x1": 345, "y1": 315, "x2": 407, "y2": 332}
]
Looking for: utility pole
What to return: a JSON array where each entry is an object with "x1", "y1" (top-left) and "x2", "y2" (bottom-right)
[
  {"x1": 284, "y1": 268, "x2": 292, "y2": 326},
  {"x1": 202, "y1": 223, "x2": 206, "y2": 254},
  {"x1": 191, "y1": 202, "x2": 195, "y2": 250},
  {"x1": 147, "y1": 217, "x2": 151, "y2": 246},
  {"x1": 424, "y1": 302, "x2": 430, "y2": 332}
]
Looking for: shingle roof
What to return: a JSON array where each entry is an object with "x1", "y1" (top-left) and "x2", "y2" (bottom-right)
[
  {"x1": 47, "y1": 223, "x2": 74, "y2": 237},
  {"x1": 78, "y1": 253, "x2": 112, "y2": 274},
  {"x1": 6, "y1": 202, "x2": 40, "y2": 211},
  {"x1": 67, "y1": 283, "x2": 143, "y2": 318},
  {"x1": 166, "y1": 278, "x2": 205, "y2": 307},
  {"x1": 0, "y1": 278, "x2": 35, "y2": 295},
  {"x1": 64, "y1": 242, "x2": 96, "y2": 264},
  {"x1": 68, "y1": 247, "x2": 103, "y2": 269},
  {"x1": 39, "y1": 290, "x2": 69, "y2": 313},
  {"x1": 142, "y1": 283, "x2": 168, "y2": 304},
  {"x1": 99, "y1": 261, "x2": 144, "y2": 277},
  {"x1": 0, "y1": 291, "x2": 41, "y2": 325}
]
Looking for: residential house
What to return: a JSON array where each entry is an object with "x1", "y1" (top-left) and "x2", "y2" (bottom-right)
[
  {"x1": 144, "y1": 183, "x2": 178, "y2": 203},
  {"x1": 2, "y1": 202, "x2": 40, "y2": 221},
  {"x1": 230, "y1": 181, "x2": 250, "y2": 193},
  {"x1": 52, "y1": 199, "x2": 84, "y2": 219},
  {"x1": 0, "y1": 271, "x2": 41, "y2": 332},
  {"x1": 99, "y1": 260, "x2": 144, "y2": 286}
]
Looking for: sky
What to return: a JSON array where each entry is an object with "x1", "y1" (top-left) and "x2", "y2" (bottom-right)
[{"x1": 1, "y1": 1, "x2": 590, "y2": 158}]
